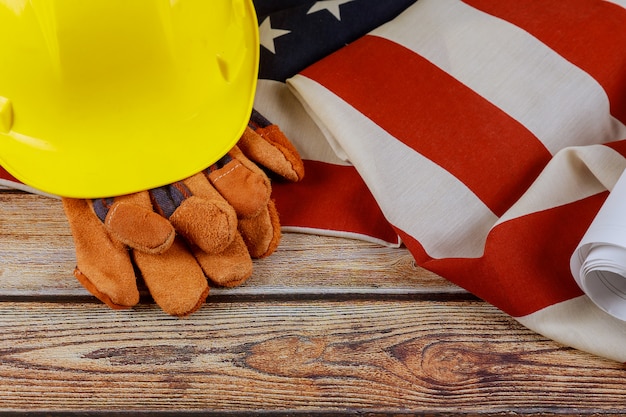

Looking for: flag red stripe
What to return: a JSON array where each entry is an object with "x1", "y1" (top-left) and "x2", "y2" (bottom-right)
[
  {"x1": 397, "y1": 192, "x2": 609, "y2": 317},
  {"x1": 0, "y1": 166, "x2": 20, "y2": 184},
  {"x1": 604, "y1": 138, "x2": 626, "y2": 156},
  {"x1": 301, "y1": 35, "x2": 552, "y2": 217},
  {"x1": 272, "y1": 160, "x2": 398, "y2": 244},
  {"x1": 464, "y1": 0, "x2": 626, "y2": 124}
]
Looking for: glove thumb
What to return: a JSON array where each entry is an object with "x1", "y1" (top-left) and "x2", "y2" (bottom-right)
[{"x1": 239, "y1": 110, "x2": 305, "y2": 182}]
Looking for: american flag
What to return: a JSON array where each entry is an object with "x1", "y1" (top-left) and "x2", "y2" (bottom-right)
[{"x1": 265, "y1": 0, "x2": 626, "y2": 362}]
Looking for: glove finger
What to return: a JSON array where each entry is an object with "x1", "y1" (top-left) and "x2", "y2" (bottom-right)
[
  {"x1": 167, "y1": 172, "x2": 238, "y2": 254},
  {"x1": 239, "y1": 109, "x2": 305, "y2": 182},
  {"x1": 239, "y1": 199, "x2": 282, "y2": 259},
  {"x1": 133, "y1": 236, "x2": 210, "y2": 317},
  {"x1": 94, "y1": 192, "x2": 176, "y2": 254},
  {"x1": 180, "y1": 169, "x2": 255, "y2": 287},
  {"x1": 193, "y1": 232, "x2": 253, "y2": 287},
  {"x1": 62, "y1": 198, "x2": 140, "y2": 309},
  {"x1": 206, "y1": 147, "x2": 282, "y2": 259},
  {"x1": 207, "y1": 146, "x2": 270, "y2": 218}
]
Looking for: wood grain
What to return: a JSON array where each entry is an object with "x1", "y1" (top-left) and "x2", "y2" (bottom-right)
[
  {"x1": 0, "y1": 193, "x2": 460, "y2": 298},
  {"x1": 2, "y1": 191, "x2": 626, "y2": 415},
  {"x1": 0, "y1": 301, "x2": 625, "y2": 414}
]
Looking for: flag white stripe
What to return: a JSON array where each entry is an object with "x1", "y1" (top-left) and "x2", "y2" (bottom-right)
[
  {"x1": 604, "y1": 0, "x2": 626, "y2": 10},
  {"x1": 518, "y1": 296, "x2": 626, "y2": 363},
  {"x1": 289, "y1": 76, "x2": 498, "y2": 259},
  {"x1": 254, "y1": 79, "x2": 349, "y2": 166},
  {"x1": 371, "y1": 0, "x2": 626, "y2": 155},
  {"x1": 0, "y1": 180, "x2": 58, "y2": 198},
  {"x1": 496, "y1": 145, "x2": 626, "y2": 227},
  {"x1": 281, "y1": 225, "x2": 402, "y2": 248}
]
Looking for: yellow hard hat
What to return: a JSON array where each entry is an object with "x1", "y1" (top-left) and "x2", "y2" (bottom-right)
[{"x1": 0, "y1": 0, "x2": 259, "y2": 198}]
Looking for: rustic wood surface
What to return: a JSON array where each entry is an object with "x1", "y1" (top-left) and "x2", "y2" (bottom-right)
[{"x1": 1, "y1": 191, "x2": 625, "y2": 415}]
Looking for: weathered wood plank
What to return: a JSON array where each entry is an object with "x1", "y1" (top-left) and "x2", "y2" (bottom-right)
[
  {"x1": 0, "y1": 193, "x2": 461, "y2": 298},
  {"x1": 0, "y1": 301, "x2": 624, "y2": 414},
  {"x1": 3, "y1": 190, "x2": 625, "y2": 416}
]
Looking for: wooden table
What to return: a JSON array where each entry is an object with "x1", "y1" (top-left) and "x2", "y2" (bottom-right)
[{"x1": 1, "y1": 189, "x2": 626, "y2": 415}]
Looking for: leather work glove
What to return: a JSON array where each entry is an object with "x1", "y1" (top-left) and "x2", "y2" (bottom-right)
[{"x1": 62, "y1": 110, "x2": 304, "y2": 317}]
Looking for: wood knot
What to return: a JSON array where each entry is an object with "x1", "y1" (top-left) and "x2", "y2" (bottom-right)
[
  {"x1": 244, "y1": 336, "x2": 329, "y2": 377},
  {"x1": 419, "y1": 341, "x2": 521, "y2": 385}
]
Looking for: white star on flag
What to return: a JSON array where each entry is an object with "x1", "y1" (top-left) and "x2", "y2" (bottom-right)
[
  {"x1": 307, "y1": 0, "x2": 356, "y2": 20},
  {"x1": 259, "y1": 16, "x2": 291, "y2": 54}
]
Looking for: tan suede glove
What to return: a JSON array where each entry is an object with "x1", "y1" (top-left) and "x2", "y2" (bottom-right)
[{"x1": 63, "y1": 110, "x2": 304, "y2": 317}]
